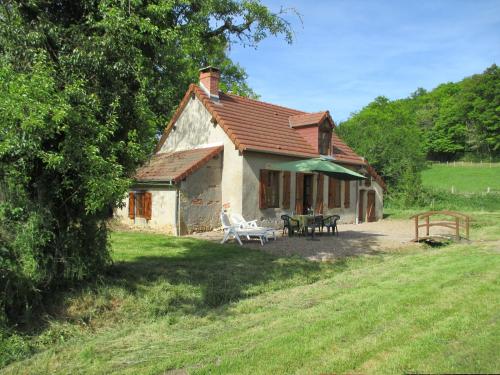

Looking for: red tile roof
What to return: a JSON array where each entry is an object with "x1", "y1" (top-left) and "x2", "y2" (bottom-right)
[
  {"x1": 331, "y1": 132, "x2": 366, "y2": 166},
  {"x1": 154, "y1": 84, "x2": 385, "y2": 188},
  {"x1": 135, "y1": 146, "x2": 222, "y2": 183},
  {"x1": 157, "y1": 85, "x2": 319, "y2": 158},
  {"x1": 367, "y1": 164, "x2": 387, "y2": 190},
  {"x1": 289, "y1": 112, "x2": 330, "y2": 128}
]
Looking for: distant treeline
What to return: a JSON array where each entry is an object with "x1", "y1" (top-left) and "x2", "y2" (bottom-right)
[{"x1": 337, "y1": 64, "x2": 499, "y2": 186}]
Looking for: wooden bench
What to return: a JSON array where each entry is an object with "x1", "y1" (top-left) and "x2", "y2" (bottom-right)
[{"x1": 410, "y1": 210, "x2": 471, "y2": 242}]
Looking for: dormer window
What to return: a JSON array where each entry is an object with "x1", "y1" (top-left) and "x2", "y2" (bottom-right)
[{"x1": 318, "y1": 121, "x2": 332, "y2": 155}]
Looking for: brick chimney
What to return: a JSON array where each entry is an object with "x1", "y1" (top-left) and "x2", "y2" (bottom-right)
[{"x1": 199, "y1": 66, "x2": 220, "y2": 99}]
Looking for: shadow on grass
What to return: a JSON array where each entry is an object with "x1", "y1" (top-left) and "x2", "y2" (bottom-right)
[
  {"x1": 20, "y1": 232, "x2": 385, "y2": 337},
  {"x1": 107, "y1": 238, "x2": 336, "y2": 310}
]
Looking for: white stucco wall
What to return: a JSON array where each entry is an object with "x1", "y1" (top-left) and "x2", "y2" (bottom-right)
[
  {"x1": 115, "y1": 187, "x2": 177, "y2": 234},
  {"x1": 373, "y1": 179, "x2": 384, "y2": 220},
  {"x1": 322, "y1": 179, "x2": 358, "y2": 224},
  {"x1": 179, "y1": 156, "x2": 222, "y2": 234},
  {"x1": 160, "y1": 96, "x2": 243, "y2": 215},
  {"x1": 160, "y1": 96, "x2": 225, "y2": 153}
]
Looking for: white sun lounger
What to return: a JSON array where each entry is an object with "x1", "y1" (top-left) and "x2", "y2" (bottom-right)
[
  {"x1": 220, "y1": 211, "x2": 268, "y2": 246},
  {"x1": 230, "y1": 213, "x2": 276, "y2": 241}
]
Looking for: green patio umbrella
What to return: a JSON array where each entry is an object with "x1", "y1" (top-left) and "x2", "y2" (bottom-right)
[{"x1": 270, "y1": 157, "x2": 366, "y2": 180}]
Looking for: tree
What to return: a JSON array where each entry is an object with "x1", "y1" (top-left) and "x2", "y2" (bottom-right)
[
  {"x1": 338, "y1": 64, "x2": 500, "y2": 188},
  {"x1": 337, "y1": 96, "x2": 426, "y2": 188},
  {"x1": 0, "y1": 0, "x2": 294, "y2": 324}
]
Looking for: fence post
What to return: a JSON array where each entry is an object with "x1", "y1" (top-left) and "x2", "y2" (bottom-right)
[
  {"x1": 415, "y1": 216, "x2": 419, "y2": 242},
  {"x1": 465, "y1": 217, "x2": 469, "y2": 240},
  {"x1": 455, "y1": 217, "x2": 460, "y2": 240},
  {"x1": 425, "y1": 216, "x2": 429, "y2": 236}
]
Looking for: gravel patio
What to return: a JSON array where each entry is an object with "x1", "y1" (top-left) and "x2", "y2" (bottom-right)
[{"x1": 190, "y1": 219, "x2": 458, "y2": 261}]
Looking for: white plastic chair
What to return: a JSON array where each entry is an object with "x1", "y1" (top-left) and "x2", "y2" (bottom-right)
[
  {"x1": 220, "y1": 210, "x2": 268, "y2": 246},
  {"x1": 230, "y1": 213, "x2": 276, "y2": 241}
]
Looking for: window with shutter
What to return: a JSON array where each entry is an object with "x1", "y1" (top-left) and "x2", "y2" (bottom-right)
[
  {"x1": 328, "y1": 177, "x2": 341, "y2": 208},
  {"x1": 260, "y1": 170, "x2": 280, "y2": 208},
  {"x1": 344, "y1": 181, "x2": 350, "y2": 208},
  {"x1": 130, "y1": 191, "x2": 152, "y2": 219},
  {"x1": 282, "y1": 171, "x2": 291, "y2": 209}
]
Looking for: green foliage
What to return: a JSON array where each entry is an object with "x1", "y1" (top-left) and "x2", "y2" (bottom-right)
[
  {"x1": 413, "y1": 65, "x2": 500, "y2": 160},
  {"x1": 0, "y1": 0, "x2": 293, "y2": 329},
  {"x1": 336, "y1": 96, "x2": 426, "y2": 188},
  {"x1": 338, "y1": 65, "x2": 499, "y2": 202},
  {"x1": 0, "y1": 330, "x2": 33, "y2": 369}
]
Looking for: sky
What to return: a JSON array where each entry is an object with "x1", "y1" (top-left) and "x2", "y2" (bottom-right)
[{"x1": 228, "y1": 0, "x2": 500, "y2": 121}]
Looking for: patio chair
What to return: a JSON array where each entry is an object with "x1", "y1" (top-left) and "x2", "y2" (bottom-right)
[
  {"x1": 230, "y1": 213, "x2": 276, "y2": 240},
  {"x1": 280, "y1": 214, "x2": 300, "y2": 236},
  {"x1": 220, "y1": 211, "x2": 268, "y2": 246},
  {"x1": 322, "y1": 215, "x2": 340, "y2": 236}
]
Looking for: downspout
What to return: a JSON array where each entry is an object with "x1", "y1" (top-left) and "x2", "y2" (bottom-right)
[{"x1": 175, "y1": 187, "x2": 181, "y2": 236}]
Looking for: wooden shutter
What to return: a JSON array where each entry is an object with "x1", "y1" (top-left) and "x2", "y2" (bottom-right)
[
  {"x1": 295, "y1": 173, "x2": 304, "y2": 214},
  {"x1": 128, "y1": 192, "x2": 135, "y2": 219},
  {"x1": 344, "y1": 181, "x2": 350, "y2": 208},
  {"x1": 259, "y1": 169, "x2": 269, "y2": 209},
  {"x1": 315, "y1": 174, "x2": 324, "y2": 213},
  {"x1": 334, "y1": 180, "x2": 341, "y2": 207},
  {"x1": 144, "y1": 192, "x2": 152, "y2": 220},
  {"x1": 328, "y1": 177, "x2": 341, "y2": 208},
  {"x1": 328, "y1": 177, "x2": 335, "y2": 208},
  {"x1": 282, "y1": 171, "x2": 291, "y2": 209}
]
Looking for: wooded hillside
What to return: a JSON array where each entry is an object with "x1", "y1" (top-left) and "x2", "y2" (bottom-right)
[{"x1": 337, "y1": 65, "x2": 500, "y2": 184}]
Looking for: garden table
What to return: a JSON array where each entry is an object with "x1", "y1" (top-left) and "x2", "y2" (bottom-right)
[{"x1": 292, "y1": 215, "x2": 323, "y2": 236}]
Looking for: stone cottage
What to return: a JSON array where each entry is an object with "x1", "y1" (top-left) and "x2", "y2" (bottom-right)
[{"x1": 115, "y1": 67, "x2": 386, "y2": 235}]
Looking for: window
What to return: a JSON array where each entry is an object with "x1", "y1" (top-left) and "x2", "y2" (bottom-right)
[
  {"x1": 328, "y1": 177, "x2": 341, "y2": 208},
  {"x1": 318, "y1": 121, "x2": 332, "y2": 155},
  {"x1": 129, "y1": 191, "x2": 152, "y2": 220},
  {"x1": 318, "y1": 130, "x2": 331, "y2": 155},
  {"x1": 259, "y1": 170, "x2": 280, "y2": 208}
]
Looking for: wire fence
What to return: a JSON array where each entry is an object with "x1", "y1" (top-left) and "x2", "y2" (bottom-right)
[{"x1": 429, "y1": 160, "x2": 500, "y2": 168}]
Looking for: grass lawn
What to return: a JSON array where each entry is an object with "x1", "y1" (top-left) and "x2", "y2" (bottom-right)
[
  {"x1": 421, "y1": 163, "x2": 500, "y2": 193},
  {"x1": 2, "y1": 223, "x2": 499, "y2": 374}
]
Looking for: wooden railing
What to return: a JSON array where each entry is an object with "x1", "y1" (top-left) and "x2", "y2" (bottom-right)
[{"x1": 410, "y1": 210, "x2": 471, "y2": 242}]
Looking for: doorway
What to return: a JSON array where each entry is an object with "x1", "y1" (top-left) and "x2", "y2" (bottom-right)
[
  {"x1": 358, "y1": 190, "x2": 366, "y2": 222},
  {"x1": 367, "y1": 190, "x2": 376, "y2": 222},
  {"x1": 303, "y1": 174, "x2": 313, "y2": 214}
]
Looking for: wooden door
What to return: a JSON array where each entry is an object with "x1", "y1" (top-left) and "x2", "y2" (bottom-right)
[
  {"x1": 367, "y1": 190, "x2": 376, "y2": 222},
  {"x1": 358, "y1": 190, "x2": 365, "y2": 222}
]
